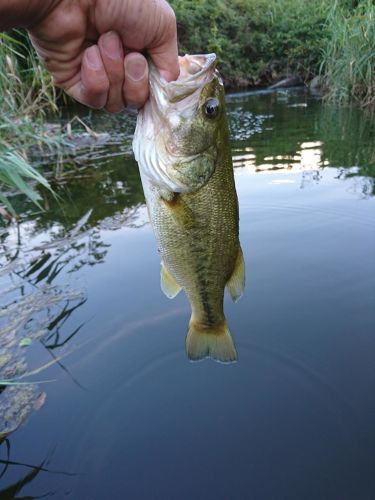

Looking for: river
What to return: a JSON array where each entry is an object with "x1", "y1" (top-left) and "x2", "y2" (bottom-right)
[{"x1": 0, "y1": 88, "x2": 374, "y2": 499}]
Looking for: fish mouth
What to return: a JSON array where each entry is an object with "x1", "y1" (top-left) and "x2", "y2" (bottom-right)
[{"x1": 150, "y1": 53, "x2": 217, "y2": 105}]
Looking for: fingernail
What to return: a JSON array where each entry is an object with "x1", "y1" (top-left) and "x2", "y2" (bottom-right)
[
  {"x1": 86, "y1": 46, "x2": 103, "y2": 70},
  {"x1": 125, "y1": 57, "x2": 147, "y2": 81},
  {"x1": 102, "y1": 31, "x2": 122, "y2": 60},
  {"x1": 125, "y1": 104, "x2": 139, "y2": 115}
]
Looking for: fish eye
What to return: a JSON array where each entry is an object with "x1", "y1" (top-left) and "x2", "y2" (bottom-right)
[{"x1": 204, "y1": 98, "x2": 220, "y2": 119}]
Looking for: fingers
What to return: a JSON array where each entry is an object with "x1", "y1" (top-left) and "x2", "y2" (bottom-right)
[
  {"x1": 98, "y1": 31, "x2": 125, "y2": 113},
  {"x1": 66, "y1": 45, "x2": 109, "y2": 109},
  {"x1": 123, "y1": 52, "x2": 149, "y2": 109},
  {"x1": 26, "y1": 0, "x2": 180, "y2": 112},
  {"x1": 64, "y1": 39, "x2": 149, "y2": 112}
]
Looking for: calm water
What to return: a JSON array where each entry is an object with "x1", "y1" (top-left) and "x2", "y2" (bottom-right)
[{"x1": 1, "y1": 89, "x2": 375, "y2": 499}]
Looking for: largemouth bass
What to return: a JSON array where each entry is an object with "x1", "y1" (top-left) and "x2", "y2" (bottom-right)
[{"x1": 133, "y1": 54, "x2": 245, "y2": 362}]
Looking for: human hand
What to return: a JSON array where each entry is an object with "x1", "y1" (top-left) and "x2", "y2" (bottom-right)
[{"x1": 26, "y1": 0, "x2": 179, "y2": 112}]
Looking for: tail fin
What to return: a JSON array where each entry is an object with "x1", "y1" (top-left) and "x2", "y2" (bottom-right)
[{"x1": 186, "y1": 320, "x2": 237, "y2": 363}]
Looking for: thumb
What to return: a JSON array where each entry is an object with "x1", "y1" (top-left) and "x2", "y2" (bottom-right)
[{"x1": 147, "y1": 6, "x2": 179, "y2": 82}]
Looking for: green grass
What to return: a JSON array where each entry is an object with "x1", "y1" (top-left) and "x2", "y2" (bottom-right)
[
  {"x1": 0, "y1": 151, "x2": 54, "y2": 215},
  {"x1": 0, "y1": 30, "x2": 57, "y2": 115},
  {"x1": 321, "y1": 0, "x2": 375, "y2": 106},
  {"x1": 0, "y1": 31, "x2": 59, "y2": 215}
]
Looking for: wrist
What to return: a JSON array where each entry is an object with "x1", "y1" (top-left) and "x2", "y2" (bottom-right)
[{"x1": 0, "y1": 0, "x2": 61, "y2": 30}]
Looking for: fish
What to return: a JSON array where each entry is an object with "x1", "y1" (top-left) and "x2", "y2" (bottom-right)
[{"x1": 133, "y1": 53, "x2": 245, "y2": 363}]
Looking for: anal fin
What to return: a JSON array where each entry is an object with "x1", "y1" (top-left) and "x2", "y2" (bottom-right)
[
  {"x1": 161, "y1": 262, "x2": 182, "y2": 299},
  {"x1": 226, "y1": 246, "x2": 245, "y2": 302}
]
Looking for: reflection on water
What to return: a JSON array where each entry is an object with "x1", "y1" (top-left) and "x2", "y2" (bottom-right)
[
  {"x1": 229, "y1": 89, "x2": 375, "y2": 195},
  {"x1": 0, "y1": 220, "x2": 87, "y2": 438},
  {"x1": 0, "y1": 89, "x2": 374, "y2": 498},
  {"x1": 233, "y1": 140, "x2": 328, "y2": 174},
  {"x1": 0, "y1": 151, "x2": 150, "y2": 438},
  {"x1": 228, "y1": 107, "x2": 271, "y2": 141}
]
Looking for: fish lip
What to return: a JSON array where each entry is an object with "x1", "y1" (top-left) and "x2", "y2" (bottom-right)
[
  {"x1": 150, "y1": 53, "x2": 217, "y2": 103},
  {"x1": 172, "y1": 53, "x2": 217, "y2": 85},
  {"x1": 152, "y1": 53, "x2": 216, "y2": 85}
]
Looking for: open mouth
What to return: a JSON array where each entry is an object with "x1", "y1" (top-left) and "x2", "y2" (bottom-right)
[
  {"x1": 177, "y1": 54, "x2": 217, "y2": 82},
  {"x1": 150, "y1": 53, "x2": 217, "y2": 103}
]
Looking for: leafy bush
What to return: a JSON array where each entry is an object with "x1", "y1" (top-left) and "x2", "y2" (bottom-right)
[{"x1": 171, "y1": 0, "x2": 329, "y2": 86}]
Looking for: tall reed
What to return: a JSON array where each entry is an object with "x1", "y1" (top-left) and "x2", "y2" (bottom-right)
[
  {"x1": 0, "y1": 31, "x2": 58, "y2": 214},
  {"x1": 321, "y1": 0, "x2": 375, "y2": 107}
]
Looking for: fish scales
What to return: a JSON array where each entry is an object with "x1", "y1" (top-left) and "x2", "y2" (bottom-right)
[{"x1": 151, "y1": 150, "x2": 238, "y2": 323}]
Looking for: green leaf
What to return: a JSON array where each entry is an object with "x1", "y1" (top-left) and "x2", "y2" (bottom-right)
[
  {"x1": 19, "y1": 338, "x2": 32, "y2": 347},
  {"x1": 0, "y1": 378, "x2": 55, "y2": 385}
]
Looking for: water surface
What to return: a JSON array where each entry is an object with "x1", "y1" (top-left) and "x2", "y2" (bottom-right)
[{"x1": 1, "y1": 89, "x2": 374, "y2": 499}]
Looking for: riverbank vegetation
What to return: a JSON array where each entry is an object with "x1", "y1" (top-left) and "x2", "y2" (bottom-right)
[
  {"x1": 172, "y1": 0, "x2": 375, "y2": 107},
  {"x1": 321, "y1": 0, "x2": 375, "y2": 107},
  {"x1": 0, "y1": 0, "x2": 374, "y2": 212},
  {"x1": 0, "y1": 31, "x2": 59, "y2": 213},
  {"x1": 171, "y1": 0, "x2": 330, "y2": 87}
]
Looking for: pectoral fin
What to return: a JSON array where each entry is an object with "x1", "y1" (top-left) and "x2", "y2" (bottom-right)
[
  {"x1": 161, "y1": 262, "x2": 182, "y2": 299},
  {"x1": 161, "y1": 193, "x2": 195, "y2": 230},
  {"x1": 226, "y1": 246, "x2": 245, "y2": 302}
]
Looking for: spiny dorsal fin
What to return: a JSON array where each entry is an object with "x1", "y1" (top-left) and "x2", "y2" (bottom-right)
[
  {"x1": 160, "y1": 262, "x2": 182, "y2": 299},
  {"x1": 226, "y1": 246, "x2": 245, "y2": 302}
]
